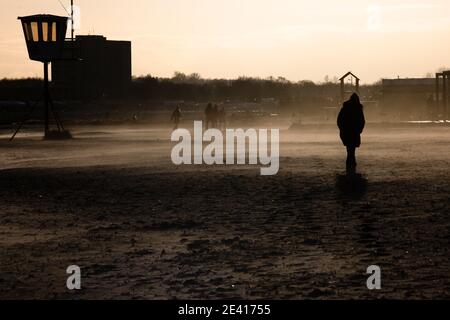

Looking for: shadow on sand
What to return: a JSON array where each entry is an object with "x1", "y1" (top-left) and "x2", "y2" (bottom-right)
[{"x1": 335, "y1": 170, "x2": 368, "y2": 200}]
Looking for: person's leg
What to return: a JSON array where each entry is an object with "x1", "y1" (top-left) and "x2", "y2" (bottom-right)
[
  {"x1": 346, "y1": 146, "x2": 356, "y2": 168},
  {"x1": 346, "y1": 147, "x2": 351, "y2": 168},
  {"x1": 351, "y1": 147, "x2": 356, "y2": 167},
  {"x1": 351, "y1": 147, "x2": 357, "y2": 167}
]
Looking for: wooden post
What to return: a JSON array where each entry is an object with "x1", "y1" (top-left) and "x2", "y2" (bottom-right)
[
  {"x1": 444, "y1": 74, "x2": 448, "y2": 120},
  {"x1": 71, "y1": 0, "x2": 74, "y2": 41},
  {"x1": 435, "y1": 73, "x2": 440, "y2": 114},
  {"x1": 445, "y1": 71, "x2": 450, "y2": 120},
  {"x1": 44, "y1": 62, "x2": 50, "y2": 136}
]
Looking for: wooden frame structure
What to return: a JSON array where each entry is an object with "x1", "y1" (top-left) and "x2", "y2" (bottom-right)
[{"x1": 339, "y1": 72, "x2": 360, "y2": 102}]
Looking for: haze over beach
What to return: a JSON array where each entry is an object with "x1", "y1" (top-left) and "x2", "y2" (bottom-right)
[
  {"x1": 1, "y1": 0, "x2": 450, "y2": 82},
  {"x1": 1, "y1": 124, "x2": 450, "y2": 299}
]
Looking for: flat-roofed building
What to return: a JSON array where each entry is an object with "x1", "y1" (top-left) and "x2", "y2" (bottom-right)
[
  {"x1": 382, "y1": 78, "x2": 436, "y2": 119},
  {"x1": 52, "y1": 35, "x2": 131, "y2": 99}
]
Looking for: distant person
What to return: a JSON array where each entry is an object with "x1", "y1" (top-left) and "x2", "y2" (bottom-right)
[
  {"x1": 171, "y1": 106, "x2": 182, "y2": 130},
  {"x1": 205, "y1": 103, "x2": 213, "y2": 129},
  {"x1": 337, "y1": 93, "x2": 365, "y2": 171},
  {"x1": 212, "y1": 104, "x2": 219, "y2": 128},
  {"x1": 426, "y1": 94, "x2": 436, "y2": 120},
  {"x1": 218, "y1": 106, "x2": 226, "y2": 130},
  {"x1": 292, "y1": 112, "x2": 302, "y2": 125}
]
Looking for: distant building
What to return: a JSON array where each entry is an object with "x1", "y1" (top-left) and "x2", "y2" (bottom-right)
[
  {"x1": 382, "y1": 78, "x2": 436, "y2": 119},
  {"x1": 52, "y1": 35, "x2": 131, "y2": 99}
]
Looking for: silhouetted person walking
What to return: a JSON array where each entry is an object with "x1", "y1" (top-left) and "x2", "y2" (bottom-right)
[
  {"x1": 212, "y1": 104, "x2": 219, "y2": 128},
  {"x1": 426, "y1": 94, "x2": 436, "y2": 120},
  {"x1": 171, "y1": 106, "x2": 182, "y2": 130},
  {"x1": 337, "y1": 93, "x2": 365, "y2": 171},
  {"x1": 205, "y1": 103, "x2": 213, "y2": 129},
  {"x1": 218, "y1": 106, "x2": 226, "y2": 130}
]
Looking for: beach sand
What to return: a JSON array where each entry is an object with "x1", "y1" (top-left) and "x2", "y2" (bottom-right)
[{"x1": 0, "y1": 123, "x2": 449, "y2": 299}]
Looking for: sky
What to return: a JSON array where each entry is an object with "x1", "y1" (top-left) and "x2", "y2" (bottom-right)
[{"x1": 1, "y1": 0, "x2": 450, "y2": 83}]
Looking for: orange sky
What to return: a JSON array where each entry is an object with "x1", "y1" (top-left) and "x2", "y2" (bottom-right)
[{"x1": 1, "y1": 0, "x2": 450, "y2": 83}]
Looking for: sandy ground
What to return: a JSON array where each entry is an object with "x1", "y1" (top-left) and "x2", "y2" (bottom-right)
[{"x1": 0, "y1": 123, "x2": 449, "y2": 299}]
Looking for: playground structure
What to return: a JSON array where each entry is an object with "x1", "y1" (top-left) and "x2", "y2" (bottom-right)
[
  {"x1": 435, "y1": 71, "x2": 450, "y2": 120},
  {"x1": 339, "y1": 72, "x2": 360, "y2": 103}
]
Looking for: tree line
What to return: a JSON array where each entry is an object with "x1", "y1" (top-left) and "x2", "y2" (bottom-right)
[{"x1": 0, "y1": 73, "x2": 381, "y2": 111}]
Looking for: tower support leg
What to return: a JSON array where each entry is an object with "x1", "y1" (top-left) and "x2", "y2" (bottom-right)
[{"x1": 44, "y1": 62, "x2": 50, "y2": 138}]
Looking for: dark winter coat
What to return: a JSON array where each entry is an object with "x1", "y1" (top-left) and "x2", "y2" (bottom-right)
[{"x1": 337, "y1": 94, "x2": 365, "y2": 148}]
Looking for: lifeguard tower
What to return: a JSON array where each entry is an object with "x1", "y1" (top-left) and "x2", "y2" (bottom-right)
[{"x1": 11, "y1": 14, "x2": 72, "y2": 141}]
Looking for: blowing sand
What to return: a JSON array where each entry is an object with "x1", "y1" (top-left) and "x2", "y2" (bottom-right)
[{"x1": 0, "y1": 123, "x2": 449, "y2": 299}]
